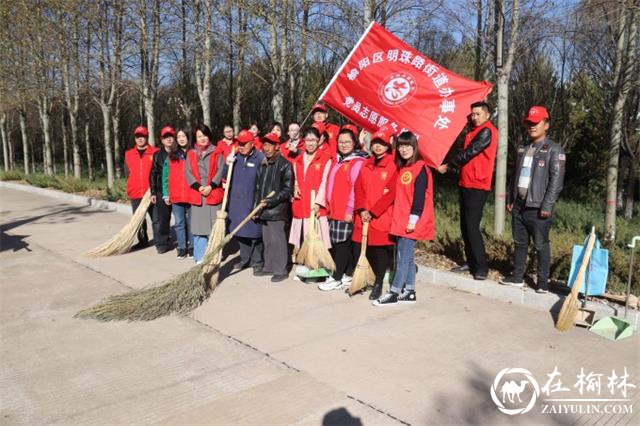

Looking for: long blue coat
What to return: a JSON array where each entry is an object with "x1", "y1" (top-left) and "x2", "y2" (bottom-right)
[{"x1": 227, "y1": 149, "x2": 265, "y2": 239}]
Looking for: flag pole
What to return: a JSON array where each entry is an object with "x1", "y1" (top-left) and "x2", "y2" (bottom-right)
[{"x1": 300, "y1": 21, "x2": 377, "y2": 128}]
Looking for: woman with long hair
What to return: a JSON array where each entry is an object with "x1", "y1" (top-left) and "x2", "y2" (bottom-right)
[
  {"x1": 374, "y1": 131, "x2": 434, "y2": 306},
  {"x1": 318, "y1": 126, "x2": 367, "y2": 291},
  {"x1": 184, "y1": 124, "x2": 225, "y2": 263},
  {"x1": 163, "y1": 128, "x2": 198, "y2": 259}
]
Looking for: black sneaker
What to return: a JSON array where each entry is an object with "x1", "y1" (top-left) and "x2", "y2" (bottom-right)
[
  {"x1": 271, "y1": 274, "x2": 288, "y2": 282},
  {"x1": 373, "y1": 291, "x2": 399, "y2": 307},
  {"x1": 156, "y1": 245, "x2": 171, "y2": 254},
  {"x1": 450, "y1": 264, "x2": 470, "y2": 273},
  {"x1": 369, "y1": 283, "x2": 383, "y2": 300},
  {"x1": 176, "y1": 248, "x2": 187, "y2": 259},
  {"x1": 131, "y1": 240, "x2": 149, "y2": 251},
  {"x1": 398, "y1": 290, "x2": 417, "y2": 304},
  {"x1": 233, "y1": 262, "x2": 246, "y2": 271},
  {"x1": 500, "y1": 276, "x2": 524, "y2": 287},
  {"x1": 536, "y1": 283, "x2": 549, "y2": 294},
  {"x1": 253, "y1": 268, "x2": 267, "y2": 276},
  {"x1": 188, "y1": 247, "x2": 194, "y2": 259},
  {"x1": 474, "y1": 272, "x2": 488, "y2": 281}
]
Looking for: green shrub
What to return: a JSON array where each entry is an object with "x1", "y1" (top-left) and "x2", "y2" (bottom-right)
[{"x1": 0, "y1": 170, "x2": 25, "y2": 181}]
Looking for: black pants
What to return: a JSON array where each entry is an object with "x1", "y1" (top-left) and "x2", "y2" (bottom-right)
[
  {"x1": 153, "y1": 196, "x2": 172, "y2": 250},
  {"x1": 511, "y1": 199, "x2": 553, "y2": 285},
  {"x1": 131, "y1": 197, "x2": 154, "y2": 244},
  {"x1": 353, "y1": 243, "x2": 394, "y2": 285},
  {"x1": 331, "y1": 240, "x2": 355, "y2": 280},
  {"x1": 459, "y1": 188, "x2": 490, "y2": 275},
  {"x1": 262, "y1": 220, "x2": 288, "y2": 276},
  {"x1": 236, "y1": 236, "x2": 264, "y2": 270}
]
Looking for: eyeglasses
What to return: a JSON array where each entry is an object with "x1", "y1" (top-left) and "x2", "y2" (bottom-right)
[
  {"x1": 304, "y1": 138, "x2": 319, "y2": 143},
  {"x1": 338, "y1": 140, "x2": 354, "y2": 145}
]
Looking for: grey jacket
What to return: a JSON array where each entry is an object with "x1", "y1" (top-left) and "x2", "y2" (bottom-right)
[{"x1": 508, "y1": 137, "x2": 565, "y2": 212}]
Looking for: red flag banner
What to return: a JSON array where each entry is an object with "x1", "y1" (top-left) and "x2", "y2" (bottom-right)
[{"x1": 320, "y1": 22, "x2": 493, "y2": 167}]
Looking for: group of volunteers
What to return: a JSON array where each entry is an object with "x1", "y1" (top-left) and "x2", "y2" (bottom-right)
[{"x1": 124, "y1": 101, "x2": 565, "y2": 306}]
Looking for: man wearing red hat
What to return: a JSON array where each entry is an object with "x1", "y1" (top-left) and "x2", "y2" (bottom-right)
[
  {"x1": 254, "y1": 132, "x2": 293, "y2": 282},
  {"x1": 124, "y1": 126, "x2": 158, "y2": 250},
  {"x1": 501, "y1": 106, "x2": 565, "y2": 293},
  {"x1": 311, "y1": 103, "x2": 340, "y2": 154},
  {"x1": 225, "y1": 129, "x2": 266, "y2": 273},
  {"x1": 437, "y1": 101, "x2": 498, "y2": 281},
  {"x1": 149, "y1": 126, "x2": 176, "y2": 253}
]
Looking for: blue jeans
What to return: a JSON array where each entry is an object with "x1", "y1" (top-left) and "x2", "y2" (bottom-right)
[
  {"x1": 172, "y1": 203, "x2": 193, "y2": 250},
  {"x1": 390, "y1": 237, "x2": 417, "y2": 293},
  {"x1": 193, "y1": 235, "x2": 208, "y2": 263}
]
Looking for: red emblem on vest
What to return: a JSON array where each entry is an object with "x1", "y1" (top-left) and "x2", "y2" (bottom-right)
[{"x1": 400, "y1": 171, "x2": 413, "y2": 185}]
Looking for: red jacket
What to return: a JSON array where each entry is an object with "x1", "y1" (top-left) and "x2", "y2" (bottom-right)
[
  {"x1": 253, "y1": 136, "x2": 263, "y2": 151},
  {"x1": 186, "y1": 149, "x2": 224, "y2": 206},
  {"x1": 390, "y1": 160, "x2": 435, "y2": 241},
  {"x1": 327, "y1": 156, "x2": 364, "y2": 221},
  {"x1": 352, "y1": 153, "x2": 397, "y2": 245},
  {"x1": 281, "y1": 139, "x2": 304, "y2": 163},
  {"x1": 215, "y1": 139, "x2": 236, "y2": 158},
  {"x1": 292, "y1": 151, "x2": 331, "y2": 218},
  {"x1": 459, "y1": 121, "x2": 498, "y2": 190},
  {"x1": 168, "y1": 153, "x2": 200, "y2": 204},
  {"x1": 125, "y1": 145, "x2": 159, "y2": 199}
]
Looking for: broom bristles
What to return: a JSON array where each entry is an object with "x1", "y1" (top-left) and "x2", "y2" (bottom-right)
[
  {"x1": 348, "y1": 255, "x2": 375, "y2": 295},
  {"x1": 207, "y1": 210, "x2": 228, "y2": 263},
  {"x1": 86, "y1": 191, "x2": 152, "y2": 257}
]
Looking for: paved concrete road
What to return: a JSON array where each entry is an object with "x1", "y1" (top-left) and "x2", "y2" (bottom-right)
[{"x1": 1, "y1": 186, "x2": 639, "y2": 425}]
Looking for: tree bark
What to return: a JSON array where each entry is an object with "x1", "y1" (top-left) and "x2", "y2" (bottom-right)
[
  {"x1": 605, "y1": 2, "x2": 637, "y2": 241},
  {"x1": 62, "y1": 116, "x2": 69, "y2": 177},
  {"x1": 37, "y1": 95, "x2": 54, "y2": 176},
  {"x1": 364, "y1": 0, "x2": 376, "y2": 28},
  {"x1": 113, "y1": 96, "x2": 122, "y2": 179},
  {"x1": 101, "y1": 104, "x2": 115, "y2": 186},
  {"x1": 269, "y1": 0, "x2": 284, "y2": 124},
  {"x1": 624, "y1": 159, "x2": 636, "y2": 219},
  {"x1": 1, "y1": 113, "x2": 8, "y2": 172},
  {"x1": 84, "y1": 120, "x2": 94, "y2": 181},
  {"x1": 475, "y1": 0, "x2": 483, "y2": 81},
  {"x1": 61, "y1": 11, "x2": 82, "y2": 178},
  {"x1": 18, "y1": 108, "x2": 30, "y2": 175},
  {"x1": 493, "y1": 0, "x2": 520, "y2": 236},
  {"x1": 233, "y1": 7, "x2": 247, "y2": 132},
  {"x1": 139, "y1": 0, "x2": 161, "y2": 145},
  {"x1": 194, "y1": 0, "x2": 213, "y2": 127}
]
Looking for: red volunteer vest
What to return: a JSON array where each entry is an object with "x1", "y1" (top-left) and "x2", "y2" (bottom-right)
[
  {"x1": 353, "y1": 154, "x2": 396, "y2": 234},
  {"x1": 292, "y1": 151, "x2": 331, "y2": 218},
  {"x1": 324, "y1": 122, "x2": 340, "y2": 154},
  {"x1": 168, "y1": 155, "x2": 200, "y2": 204},
  {"x1": 390, "y1": 161, "x2": 435, "y2": 241},
  {"x1": 281, "y1": 139, "x2": 303, "y2": 163},
  {"x1": 125, "y1": 145, "x2": 159, "y2": 199},
  {"x1": 215, "y1": 139, "x2": 236, "y2": 158},
  {"x1": 328, "y1": 157, "x2": 364, "y2": 221},
  {"x1": 253, "y1": 136, "x2": 263, "y2": 151},
  {"x1": 186, "y1": 149, "x2": 224, "y2": 206},
  {"x1": 459, "y1": 121, "x2": 498, "y2": 190}
]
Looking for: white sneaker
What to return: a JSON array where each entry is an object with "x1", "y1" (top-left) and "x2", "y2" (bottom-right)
[
  {"x1": 318, "y1": 277, "x2": 344, "y2": 291},
  {"x1": 341, "y1": 275, "x2": 353, "y2": 284}
]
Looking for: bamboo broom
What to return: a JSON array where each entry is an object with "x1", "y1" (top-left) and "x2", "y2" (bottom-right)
[
  {"x1": 76, "y1": 192, "x2": 275, "y2": 322},
  {"x1": 206, "y1": 147, "x2": 236, "y2": 263},
  {"x1": 296, "y1": 190, "x2": 335, "y2": 271},
  {"x1": 86, "y1": 190, "x2": 152, "y2": 257},
  {"x1": 556, "y1": 226, "x2": 596, "y2": 332},
  {"x1": 348, "y1": 221, "x2": 375, "y2": 295}
]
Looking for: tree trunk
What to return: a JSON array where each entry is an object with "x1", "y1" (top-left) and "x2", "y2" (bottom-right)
[
  {"x1": 475, "y1": 0, "x2": 482, "y2": 81},
  {"x1": 101, "y1": 104, "x2": 115, "y2": 188},
  {"x1": 19, "y1": 108, "x2": 30, "y2": 175},
  {"x1": 62, "y1": 116, "x2": 69, "y2": 177},
  {"x1": 8, "y1": 127, "x2": 14, "y2": 170},
  {"x1": 37, "y1": 96, "x2": 54, "y2": 176},
  {"x1": 233, "y1": 7, "x2": 247, "y2": 133},
  {"x1": 1, "y1": 113, "x2": 8, "y2": 171},
  {"x1": 605, "y1": 3, "x2": 637, "y2": 241},
  {"x1": 194, "y1": 0, "x2": 212, "y2": 127},
  {"x1": 269, "y1": 0, "x2": 283, "y2": 124},
  {"x1": 364, "y1": 0, "x2": 376, "y2": 28},
  {"x1": 624, "y1": 159, "x2": 636, "y2": 219},
  {"x1": 84, "y1": 120, "x2": 94, "y2": 181},
  {"x1": 113, "y1": 96, "x2": 122, "y2": 179}
]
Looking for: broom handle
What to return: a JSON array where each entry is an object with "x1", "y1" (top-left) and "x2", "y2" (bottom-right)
[
  {"x1": 361, "y1": 221, "x2": 369, "y2": 251},
  {"x1": 310, "y1": 189, "x2": 317, "y2": 228},
  {"x1": 226, "y1": 191, "x2": 276, "y2": 240},
  {"x1": 568, "y1": 227, "x2": 597, "y2": 301},
  {"x1": 220, "y1": 147, "x2": 236, "y2": 212}
]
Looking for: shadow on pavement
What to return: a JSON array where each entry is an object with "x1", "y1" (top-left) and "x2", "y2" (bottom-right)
[{"x1": 322, "y1": 407, "x2": 362, "y2": 426}]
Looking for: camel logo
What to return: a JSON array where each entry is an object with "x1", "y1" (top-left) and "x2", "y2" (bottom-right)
[
  {"x1": 490, "y1": 368, "x2": 540, "y2": 415},
  {"x1": 378, "y1": 73, "x2": 417, "y2": 107}
]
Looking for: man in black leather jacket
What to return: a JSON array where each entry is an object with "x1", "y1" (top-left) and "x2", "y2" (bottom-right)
[
  {"x1": 253, "y1": 133, "x2": 293, "y2": 282},
  {"x1": 501, "y1": 106, "x2": 565, "y2": 293}
]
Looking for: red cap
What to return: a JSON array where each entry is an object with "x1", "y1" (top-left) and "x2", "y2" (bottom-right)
[
  {"x1": 236, "y1": 129, "x2": 254, "y2": 144},
  {"x1": 311, "y1": 103, "x2": 327, "y2": 113},
  {"x1": 160, "y1": 126, "x2": 175, "y2": 138},
  {"x1": 524, "y1": 106, "x2": 549, "y2": 124},
  {"x1": 133, "y1": 126, "x2": 149, "y2": 137},
  {"x1": 261, "y1": 132, "x2": 281, "y2": 145},
  {"x1": 370, "y1": 125, "x2": 395, "y2": 145},
  {"x1": 340, "y1": 124, "x2": 359, "y2": 137}
]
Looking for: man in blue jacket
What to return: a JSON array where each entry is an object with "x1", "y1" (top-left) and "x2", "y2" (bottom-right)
[{"x1": 226, "y1": 129, "x2": 266, "y2": 274}]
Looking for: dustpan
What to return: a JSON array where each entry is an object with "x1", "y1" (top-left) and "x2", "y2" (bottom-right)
[{"x1": 589, "y1": 317, "x2": 634, "y2": 341}]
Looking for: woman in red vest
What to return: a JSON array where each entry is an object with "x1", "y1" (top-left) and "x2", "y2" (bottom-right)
[
  {"x1": 373, "y1": 132, "x2": 434, "y2": 307},
  {"x1": 164, "y1": 129, "x2": 199, "y2": 259},
  {"x1": 185, "y1": 124, "x2": 225, "y2": 264},
  {"x1": 289, "y1": 127, "x2": 332, "y2": 255},
  {"x1": 352, "y1": 126, "x2": 397, "y2": 300},
  {"x1": 215, "y1": 124, "x2": 236, "y2": 158},
  {"x1": 318, "y1": 126, "x2": 367, "y2": 291}
]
